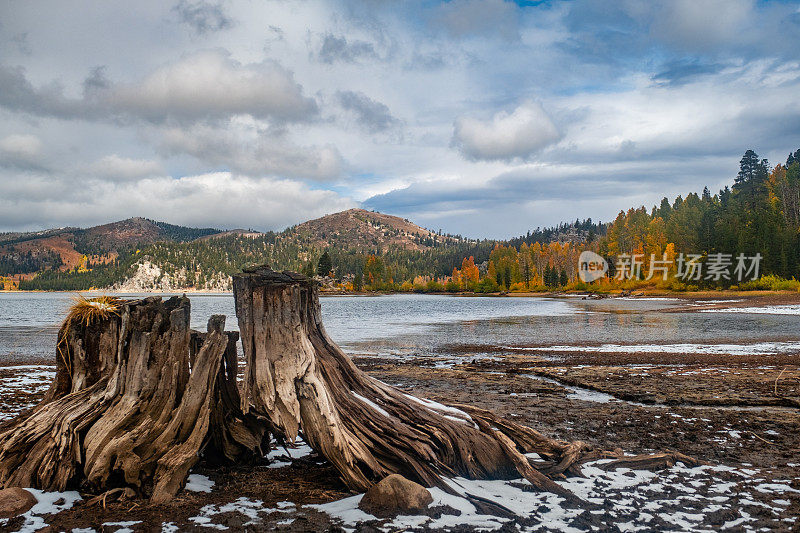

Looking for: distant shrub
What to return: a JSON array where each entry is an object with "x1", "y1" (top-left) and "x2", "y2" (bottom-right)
[
  {"x1": 740, "y1": 274, "x2": 800, "y2": 291},
  {"x1": 528, "y1": 284, "x2": 550, "y2": 292},
  {"x1": 655, "y1": 278, "x2": 692, "y2": 292},
  {"x1": 474, "y1": 277, "x2": 500, "y2": 293},
  {"x1": 425, "y1": 280, "x2": 444, "y2": 292}
]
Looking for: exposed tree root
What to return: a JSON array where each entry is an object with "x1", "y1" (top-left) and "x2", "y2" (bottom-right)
[{"x1": 233, "y1": 266, "x2": 705, "y2": 500}]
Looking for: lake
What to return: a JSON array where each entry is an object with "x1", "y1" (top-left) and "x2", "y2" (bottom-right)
[{"x1": 1, "y1": 292, "x2": 800, "y2": 362}]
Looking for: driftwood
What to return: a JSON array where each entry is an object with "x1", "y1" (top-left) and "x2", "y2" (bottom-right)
[{"x1": 0, "y1": 266, "x2": 703, "y2": 504}]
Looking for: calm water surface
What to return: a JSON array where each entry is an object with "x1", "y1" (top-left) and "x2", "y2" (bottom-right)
[{"x1": 0, "y1": 292, "x2": 798, "y2": 361}]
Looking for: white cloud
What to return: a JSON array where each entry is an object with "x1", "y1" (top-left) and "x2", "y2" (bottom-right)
[
  {"x1": 86, "y1": 154, "x2": 163, "y2": 181},
  {"x1": 0, "y1": 133, "x2": 42, "y2": 158},
  {"x1": 158, "y1": 123, "x2": 343, "y2": 181},
  {"x1": 431, "y1": 0, "x2": 520, "y2": 40},
  {"x1": 0, "y1": 133, "x2": 44, "y2": 169},
  {"x1": 452, "y1": 101, "x2": 560, "y2": 161},
  {"x1": 107, "y1": 50, "x2": 318, "y2": 123},
  {"x1": 649, "y1": 0, "x2": 754, "y2": 52},
  {"x1": 546, "y1": 63, "x2": 800, "y2": 163},
  {"x1": 0, "y1": 172, "x2": 356, "y2": 231}
]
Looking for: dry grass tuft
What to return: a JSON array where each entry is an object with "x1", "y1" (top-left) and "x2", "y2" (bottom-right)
[
  {"x1": 57, "y1": 295, "x2": 123, "y2": 375},
  {"x1": 65, "y1": 295, "x2": 123, "y2": 327}
]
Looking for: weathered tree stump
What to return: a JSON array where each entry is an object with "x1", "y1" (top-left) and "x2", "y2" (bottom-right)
[
  {"x1": 233, "y1": 266, "x2": 689, "y2": 497},
  {"x1": 0, "y1": 296, "x2": 264, "y2": 503}
]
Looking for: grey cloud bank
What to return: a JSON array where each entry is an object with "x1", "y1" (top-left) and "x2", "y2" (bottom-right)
[{"x1": 0, "y1": 0, "x2": 799, "y2": 237}]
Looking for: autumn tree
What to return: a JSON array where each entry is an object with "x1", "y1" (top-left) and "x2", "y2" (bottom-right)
[{"x1": 460, "y1": 256, "x2": 480, "y2": 290}]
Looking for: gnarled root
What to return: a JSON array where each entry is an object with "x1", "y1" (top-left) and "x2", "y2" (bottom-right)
[{"x1": 233, "y1": 267, "x2": 703, "y2": 500}]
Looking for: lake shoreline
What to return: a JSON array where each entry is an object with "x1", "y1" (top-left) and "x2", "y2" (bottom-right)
[{"x1": 1, "y1": 341, "x2": 797, "y2": 531}]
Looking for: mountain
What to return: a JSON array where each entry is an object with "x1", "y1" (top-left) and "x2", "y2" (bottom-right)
[
  {"x1": 68, "y1": 217, "x2": 221, "y2": 255},
  {"x1": 1, "y1": 209, "x2": 612, "y2": 292},
  {"x1": 0, "y1": 218, "x2": 221, "y2": 282},
  {"x1": 3, "y1": 209, "x2": 486, "y2": 291},
  {"x1": 292, "y1": 208, "x2": 460, "y2": 251}
]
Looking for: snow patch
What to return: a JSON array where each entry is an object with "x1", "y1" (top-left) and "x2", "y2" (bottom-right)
[
  {"x1": 0, "y1": 489, "x2": 82, "y2": 533},
  {"x1": 351, "y1": 391, "x2": 392, "y2": 418},
  {"x1": 701, "y1": 304, "x2": 800, "y2": 315},
  {"x1": 266, "y1": 438, "x2": 314, "y2": 468},
  {"x1": 185, "y1": 474, "x2": 215, "y2": 493},
  {"x1": 308, "y1": 461, "x2": 794, "y2": 532},
  {"x1": 189, "y1": 497, "x2": 293, "y2": 529},
  {"x1": 403, "y1": 393, "x2": 476, "y2": 426},
  {"x1": 102, "y1": 521, "x2": 141, "y2": 533},
  {"x1": 506, "y1": 341, "x2": 800, "y2": 356}
]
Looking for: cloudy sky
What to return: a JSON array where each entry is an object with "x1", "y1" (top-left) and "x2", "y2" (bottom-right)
[{"x1": 2, "y1": 0, "x2": 800, "y2": 238}]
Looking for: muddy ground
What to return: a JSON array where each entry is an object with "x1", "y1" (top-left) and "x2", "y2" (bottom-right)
[{"x1": 0, "y1": 341, "x2": 796, "y2": 532}]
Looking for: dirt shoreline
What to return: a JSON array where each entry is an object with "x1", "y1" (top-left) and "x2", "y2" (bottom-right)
[{"x1": 0, "y1": 340, "x2": 796, "y2": 532}]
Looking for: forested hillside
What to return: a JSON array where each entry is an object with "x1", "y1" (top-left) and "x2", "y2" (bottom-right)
[
  {"x1": 15, "y1": 210, "x2": 501, "y2": 291},
  {"x1": 0, "y1": 217, "x2": 221, "y2": 284},
  {"x1": 598, "y1": 148, "x2": 800, "y2": 284},
  {"x1": 443, "y1": 147, "x2": 800, "y2": 293}
]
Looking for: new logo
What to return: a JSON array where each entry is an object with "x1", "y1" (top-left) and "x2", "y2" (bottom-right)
[{"x1": 578, "y1": 251, "x2": 608, "y2": 282}]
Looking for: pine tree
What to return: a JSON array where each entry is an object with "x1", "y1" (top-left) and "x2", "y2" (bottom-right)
[
  {"x1": 317, "y1": 251, "x2": 332, "y2": 277},
  {"x1": 735, "y1": 149, "x2": 762, "y2": 188},
  {"x1": 787, "y1": 149, "x2": 800, "y2": 167}
]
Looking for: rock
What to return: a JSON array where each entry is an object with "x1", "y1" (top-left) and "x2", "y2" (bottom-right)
[
  {"x1": 0, "y1": 487, "x2": 37, "y2": 518},
  {"x1": 358, "y1": 474, "x2": 433, "y2": 518}
]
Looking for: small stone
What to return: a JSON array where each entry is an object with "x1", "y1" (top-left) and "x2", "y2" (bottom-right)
[
  {"x1": 0, "y1": 487, "x2": 37, "y2": 518},
  {"x1": 358, "y1": 474, "x2": 433, "y2": 518}
]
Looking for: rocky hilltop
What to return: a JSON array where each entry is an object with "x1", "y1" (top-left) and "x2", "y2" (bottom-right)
[{"x1": 292, "y1": 208, "x2": 461, "y2": 251}]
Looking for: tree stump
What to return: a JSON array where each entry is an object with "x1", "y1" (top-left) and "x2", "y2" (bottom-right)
[
  {"x1": 233, "y1": 266, "x2": 625, "y2": 496},
  {"x1": 0, "y1": 296, "x2": 264, "y2": 503}
]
